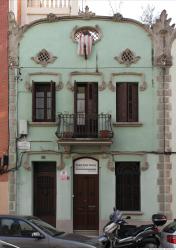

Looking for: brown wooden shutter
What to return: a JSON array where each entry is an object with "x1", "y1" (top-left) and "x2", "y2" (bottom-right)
[
  {"x1": 74, "y1": 81, "x2": 77, "y2": 115},
  {"x1": 51, "y1": 82, "x2": 56, "y2": 122},
  {"x1": 32, "y1": 81, "x2": 36, "y2": 122},
  {"x1": 128, "y1": 83, "x2": 138, "y2": 122},
  {"x1": 116, "y1": 83, "x2": 127, "y2": 122},
  {"x1": 115, "y1": 162, "x2": 140, "y2": 211}
]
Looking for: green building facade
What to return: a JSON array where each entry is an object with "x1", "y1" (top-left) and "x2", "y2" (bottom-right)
[{"x1": 8, "y1": 9, "x2": 175, "y2": 233}]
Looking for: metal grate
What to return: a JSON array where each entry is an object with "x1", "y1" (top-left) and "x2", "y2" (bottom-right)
[
  {"x1": 74, "y1": 28, "x2": 100, "y2": 43},
  {"x1": 37, "y1": 50, "x2": 50, "y2": 63},
  {"x1": 121, "y1": 49, "x2": 135, "y2": 64}
]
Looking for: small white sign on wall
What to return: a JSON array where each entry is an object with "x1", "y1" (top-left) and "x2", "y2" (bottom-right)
[
  {"x1": 17, "y1": 140, "x2": 31, "y2": 150},
  {"x1": 74, "y1": 158, "x2": 98, "y2": 175}
]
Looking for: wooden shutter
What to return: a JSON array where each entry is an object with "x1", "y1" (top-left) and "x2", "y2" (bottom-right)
[
  {"x1": 128, "y1": 83, "x2": 138, "y2": 122},
  {"x1": 115, "y1": 162, "x2": 140, "y2": 211},
  {"x1": 32, "y1": 82, "x2": 36, "y2": 122},
  {"x1": 51, "y1": 82, "x2": 56, "y2": 122},
  {"x1": 116, "y1": 83, "x2": 127, "y2": 122}
]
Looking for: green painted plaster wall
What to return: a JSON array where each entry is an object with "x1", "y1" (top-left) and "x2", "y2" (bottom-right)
[{"x1": 16, "y1": 18, "x2": 159, "y2": 225}]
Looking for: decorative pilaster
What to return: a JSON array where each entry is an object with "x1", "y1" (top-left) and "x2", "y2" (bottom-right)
[
  {"x1": 152, "y1": 10, "x2": 175, "y2": 219},
  {"x1": 8, "y1": 12, "x2": 23, "y2": 214}
]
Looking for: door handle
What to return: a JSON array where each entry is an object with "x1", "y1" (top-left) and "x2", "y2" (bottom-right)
[{"x1": 88, "y1": 205, "x2": 96, "y2": 208}]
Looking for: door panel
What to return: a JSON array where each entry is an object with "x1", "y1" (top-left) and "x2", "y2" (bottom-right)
[
  {"x1": 33, "y1": 162, "x2": 56, "y2": 227},
  {"x1": 73, "y1": 162, "x2": 99, "y2": 230}
]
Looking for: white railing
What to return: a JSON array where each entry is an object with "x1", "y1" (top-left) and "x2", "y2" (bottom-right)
[{"x1": 27, "y1": 0, "x2": 71, "y2": 8}]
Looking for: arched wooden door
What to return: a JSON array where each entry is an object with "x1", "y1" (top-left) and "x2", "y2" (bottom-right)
[{"x1": 73, "y1": 158, "x2": 99, "y2": 230}]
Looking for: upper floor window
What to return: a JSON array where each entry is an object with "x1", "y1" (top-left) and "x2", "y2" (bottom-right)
[
  {"x1": 32, "y1": 82, "x2": 55, "y2": 122},
  {"x1": 116, "y1": 82, "x2": 138, "y2": 122}
]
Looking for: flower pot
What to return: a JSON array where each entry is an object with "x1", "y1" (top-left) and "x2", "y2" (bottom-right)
[
  {"x1": 63, "y1": 132, "x2": 73, "y2": 138},
  {"x1": 99, "y1": 130, "x2": 110, "y2": 138}
]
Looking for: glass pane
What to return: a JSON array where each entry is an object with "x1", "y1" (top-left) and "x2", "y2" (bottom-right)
[
  {"x1": 77, "y1": 93, "x2": 85, "y2": 99},
  {"x1": 47, "y1": 98, "x2": 52, "y2": 109},
  {"x1": 19, "y1": 220, "x2": 35, "y2": 237},
  {"x1": 36, "y1": 98, "x2": 44, "y2": 108},
  {"x1": 36, "y1": 109, "x2": 44, "y2": 120},
  {"x1": 77, "y1": 100, "x2": 85, "y2": 112},
  {"x1": 77, "y1": 113, "x2": 85, "y2": 125},
  {"x1": 36, "y1": 91, "x2": 44, "y2": 97},
  {"x1": 47, "y1": 109, "x2": 51, "y2": 119},
  {"x1": 47, "y1": 92, "x2": 51, "y2": 98},
  {"x1": 0, "y1": 218, "x2": 15, "y2": 236},
  {"x1": 78, "y1": 86, "x2": 85, "y2": 93}
]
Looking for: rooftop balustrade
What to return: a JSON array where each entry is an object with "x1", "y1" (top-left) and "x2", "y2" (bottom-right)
[{"x1": 27, "y1": 0, "x2": 71, "y2": 9}]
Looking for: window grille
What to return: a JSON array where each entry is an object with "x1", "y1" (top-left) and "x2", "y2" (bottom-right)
[{"x1": 74, "y1": 28, "x2": 100, "y2": 43}]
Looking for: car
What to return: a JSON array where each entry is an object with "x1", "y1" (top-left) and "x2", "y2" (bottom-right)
[
  {"x1": 0, "y1": 215, "x2": 100, "y2": 248},
  {"x1": 160, "y1": 219, "x2": 176, "y2": 247},
  {"x1": 0, "y1": 240, "x2": 18, "y2": 248}
]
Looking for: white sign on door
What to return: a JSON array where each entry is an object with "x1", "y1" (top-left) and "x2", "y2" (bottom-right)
[{"x1": 74, "y1": 158, "x2": 98, "y2": 175}]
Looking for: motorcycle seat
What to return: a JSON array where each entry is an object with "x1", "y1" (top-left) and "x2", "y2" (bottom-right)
[{"x1": 119, "y1": 224, "x2": 154, "y2": 238}]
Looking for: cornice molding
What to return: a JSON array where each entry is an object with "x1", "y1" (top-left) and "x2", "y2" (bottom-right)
[
  {"x1": 17, "y1": 14, "x2": 152, "y2": 38},
  {"x1": 108, "y1": 72, "x2": 147, "y2": 92}
]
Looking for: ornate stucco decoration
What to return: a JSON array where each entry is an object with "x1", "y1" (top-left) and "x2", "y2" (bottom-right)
[
  {"x1": 9, "y1": 56, "x2": 18, "y2": 69},
  {"x1": 72, "y1": 25, "x2": 102, "y2": 60},
  {"x1": 25, "y1": 72, "x2": 63, "y2": 92},
  {"x1": 156, "y1": 53, "x2": 172, "y2": 68},
  {"x1": 140, "y1": 154, "x2": 149, "y2": 171},
  {"x1": 152, "y1": 10, "x2": 175, "y2": 68},
  {"x1": 8, "y1": 11, "x2": 23, "y2": 68},
  {"x1": 67, "y1": 71, "x2": 106, "y2": 91},
  {"x1": 114, "y1": 49, "x2": 141, "y2": 66},
  {"x1": 107, "y1": 159, "x2": 115, "y2": 172},
  {"x1": 47, "y1": 13, "x2": 58, "y2": 22},
  {"x1": 112, "y1": 12, "x2": 123, "y2": 22},
  {"x1": 31, "y1": 49, "x2": 57, "y2": 67},
  {"x1": 78, "y1": 6, "x2": 95, "y2": 19},
  {"x1": 71, "y1": 25, "x2": 102, "y2": 44},
  {"x1": 108, "y1": 72, "x2": 147, "y2": 92}
]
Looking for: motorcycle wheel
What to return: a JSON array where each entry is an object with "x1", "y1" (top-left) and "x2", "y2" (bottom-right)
[{"x1": 143, "y1": 242, "x2": 158, "y2": 248}]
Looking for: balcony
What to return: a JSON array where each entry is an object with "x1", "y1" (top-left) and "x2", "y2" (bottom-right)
[
  {"x1": 25, "y1": 0, "x2": 78, "y2": 25},
  {"x1": 56, "y1": 113, "x2": 113, "y2": 151},
  {"x1": 27, "y1": 0, "x2": 71, "y2": 9}
]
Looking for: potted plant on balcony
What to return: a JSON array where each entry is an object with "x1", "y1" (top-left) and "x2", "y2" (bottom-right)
[
  {"x1": 63, "y1": 131, "x2": 73, "y2": 138},
  {"x1": 99, "y1": 129, "x2": 111, "y2": 138}
]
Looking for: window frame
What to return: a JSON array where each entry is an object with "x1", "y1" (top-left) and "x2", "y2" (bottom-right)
[
  {"x1": 32, "y1": 82, "x2": 55, "y2": 122},
  {"x1": 116, "y1": 82, "x2": 138, "y2": 122},
  {"x1": 115, "y1": 161, "x2": 141, "y2": 211}
]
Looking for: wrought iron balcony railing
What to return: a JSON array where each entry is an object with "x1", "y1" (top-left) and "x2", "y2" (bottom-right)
[{"x1": 56, "y1": 113, "x2": 113, "y2": 139}]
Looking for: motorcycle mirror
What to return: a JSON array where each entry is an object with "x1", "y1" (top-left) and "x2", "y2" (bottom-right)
[{"x1": 126, "y1": 216, "x2": 131, "y2": 219}]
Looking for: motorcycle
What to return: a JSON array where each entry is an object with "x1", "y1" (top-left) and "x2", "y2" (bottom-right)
[{"x1": 99, "y1": 209, "x2": 167, "y2": 248}]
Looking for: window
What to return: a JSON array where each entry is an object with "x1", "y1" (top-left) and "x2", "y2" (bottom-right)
[
  {"x1": 115, "y1": 162, "x2": 140, "y2": 211},
  {"x1": 116, "y1": 82, "x2": 138, "y2": 122},
  {"x1": 0, "y1": 218, "x2": 36, "y2": 237},
  {"x1": 32, "y1": 82, "x2": 55, "y2": 122}
]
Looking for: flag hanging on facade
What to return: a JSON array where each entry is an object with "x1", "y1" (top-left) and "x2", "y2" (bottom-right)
[{"x1": 77, "y1": 33, "x2": 93, "y2": 60}]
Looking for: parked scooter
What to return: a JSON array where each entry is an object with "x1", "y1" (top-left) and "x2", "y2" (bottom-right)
[{"x1": 99, "y1": 209, "x2": 167, "y2": 248}]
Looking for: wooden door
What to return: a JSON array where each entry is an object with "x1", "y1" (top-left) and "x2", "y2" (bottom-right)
[
  {"x1": 73, "y1": 161, "x2": 99, "y2": 230},
  {"x1": 74, "y1": 82, "x2": 98, "y2": 137},
  {"x1": 33, "y1": 162, "x2": 56, "y2": 226}
]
